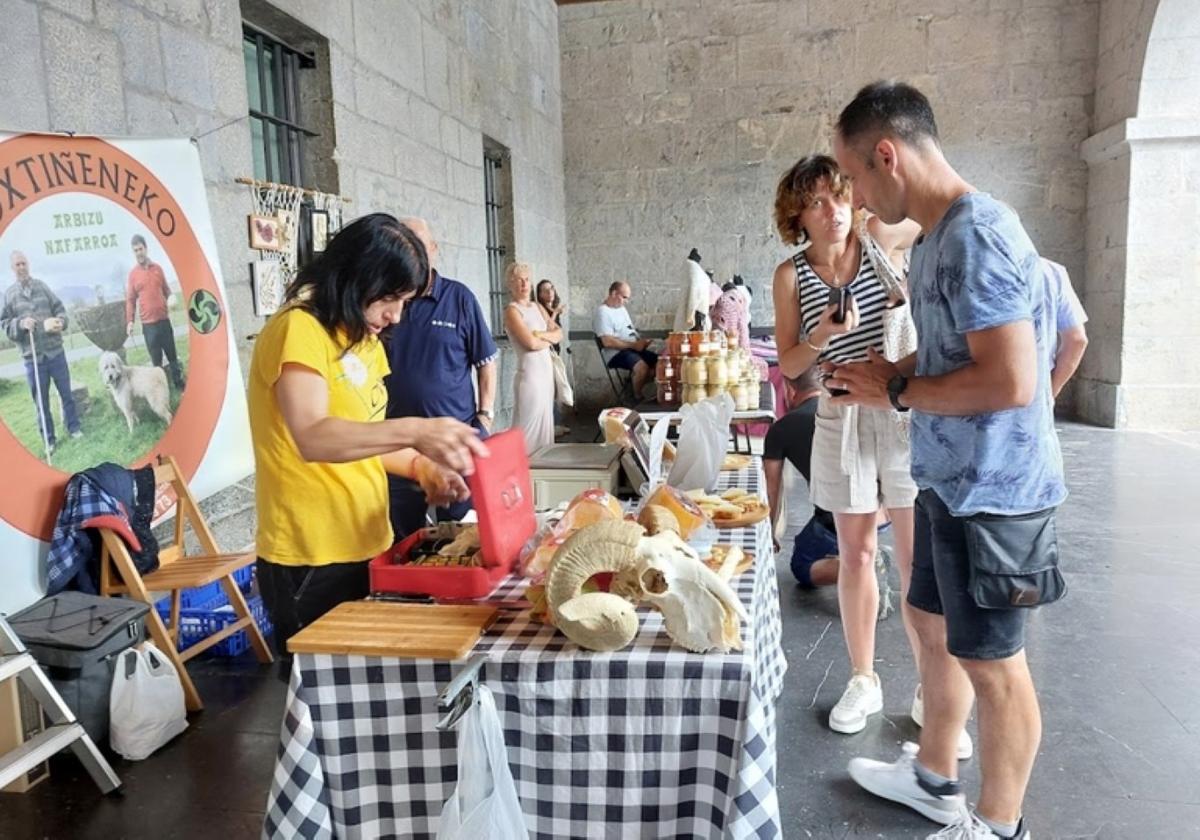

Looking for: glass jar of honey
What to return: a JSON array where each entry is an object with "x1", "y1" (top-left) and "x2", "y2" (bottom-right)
[
  {"x1": 667, "y1": 332, "x2": 686, "y2": 356},
  {"x1": 682, "y1": 356, "x2": 708, "y2": 385},
  {"x1": 656, "y1": 355, "x2": 677, "y2": 382},
  {"x1": 656, "y1": 380, "x2": 679, "y2": 405},
  {"x1": 706, "y1": 355, "x2": 728, "y2": 385}
]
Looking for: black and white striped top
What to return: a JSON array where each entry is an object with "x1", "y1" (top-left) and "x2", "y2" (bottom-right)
[{"x1": 793, "y1": 249, "x2": 888, "y2": 366}]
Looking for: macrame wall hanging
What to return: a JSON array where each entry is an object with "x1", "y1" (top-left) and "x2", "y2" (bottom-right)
[{"x1": 237, "y1": 177, "x2": 348, "y2": 316}]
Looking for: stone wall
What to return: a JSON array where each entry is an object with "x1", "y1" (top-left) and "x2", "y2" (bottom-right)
[
  {"x1": 1079, "y1": 0, "x2": 1200, "y2": 429},
  {"x1": 3, "y1": 0, "x2": 568, "y2": 556},
  {"x1": 559, "y1": 0, "x2": 1100, "y2": 408}
]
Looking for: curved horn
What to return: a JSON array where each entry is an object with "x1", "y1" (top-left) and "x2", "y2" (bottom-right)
[
  {"x1": 555, "y1": 592, "x2": 640, "y2": 652},
  {"x1": 545, "y1": 520, "x2": 645, "y2": 651},
  {"x1": 545, "y1": 519, "x2": 644, "y2": 613}
]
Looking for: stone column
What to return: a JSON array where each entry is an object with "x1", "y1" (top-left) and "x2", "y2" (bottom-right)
[{"x1": 1079, "y1": 117, "x2": 1200, "y2": 429}]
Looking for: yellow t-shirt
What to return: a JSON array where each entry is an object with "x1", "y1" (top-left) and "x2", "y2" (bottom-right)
[{"x1": 248, "y1": 307, "x2": 393, "y2": 566}]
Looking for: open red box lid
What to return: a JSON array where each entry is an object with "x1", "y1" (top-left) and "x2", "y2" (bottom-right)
[{"x1": 467, "y1": 428, "x2": 537, "y2": 568}]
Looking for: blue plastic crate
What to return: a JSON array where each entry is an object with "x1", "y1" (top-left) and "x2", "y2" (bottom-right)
[
  {"x1": 233, "y1": 564, "x2": 254, "y2": 591},
  {"x1": 154, "y1": 565, "x2": 255, "y2": 616},
  {"x1": 177, "y1": 593, "x2": 272, "y2": 657}
]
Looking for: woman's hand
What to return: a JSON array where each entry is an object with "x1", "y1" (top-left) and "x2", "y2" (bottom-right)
[
  {"x1": 407, "y1": 417, "x2": 489, "y2": 475},
  {"x1": 414, "y1": 454, "x2": 471, "y2": 507},
  {"x1": 810, "y1": 295, "x2": 860, "y2": 348}
]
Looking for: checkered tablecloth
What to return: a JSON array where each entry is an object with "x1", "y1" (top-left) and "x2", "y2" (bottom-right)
[{"x1": 264, "y1": 462, "x2": 787, "y2": 840}]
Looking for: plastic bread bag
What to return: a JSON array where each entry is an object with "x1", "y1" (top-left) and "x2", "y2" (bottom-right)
[
  {"x1": 667, "y1": 392, "x2": 734, "y2": 493},
  {"x1": 518, "y1": 489, "x2": 623, "y2": 579}
]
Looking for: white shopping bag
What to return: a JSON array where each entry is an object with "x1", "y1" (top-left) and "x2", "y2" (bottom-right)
[
  {"x1": 667, "y1": 392, "x2": 734, "y2": 492},
  {"x1": 550, "y1": 351, "x2": 574, "y2": 407},
  {"x1": 109, "y1": 642, "x2": 188, "y2": 760},
  {"x1": 437, "y1": 685, "x2": 528, "y2": 840}
]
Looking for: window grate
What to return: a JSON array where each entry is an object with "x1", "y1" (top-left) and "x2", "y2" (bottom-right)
[
  {"x1": 243, "y1": 27, "x2": 317, "y2": 187},
  {"x1": 483, "y1": 149, "x2": 508, "y2": 335}
]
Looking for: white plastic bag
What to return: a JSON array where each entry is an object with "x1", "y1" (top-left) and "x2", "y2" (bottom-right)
[
  {"x1": 437, "y1": 685, "x2": 528, "y2": 840},
  {"x1": 109, "y1": 642, "x2": 188, "y2": 760},
  {"x1": 667, "y1": 392, "x2": 734, "y2": 492},
  {"x1": 550, "y1": 351, "x2": 574, "y2": 407}
]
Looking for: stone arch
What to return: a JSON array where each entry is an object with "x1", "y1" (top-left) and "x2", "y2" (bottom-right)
[{"x1": 1078, "y1": 0, "x2": 1200, "y2": 429}]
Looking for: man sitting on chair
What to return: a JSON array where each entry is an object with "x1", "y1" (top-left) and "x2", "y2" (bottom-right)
[{"x1": 594, "y1": 280, "x2": 657, "y2": 399}]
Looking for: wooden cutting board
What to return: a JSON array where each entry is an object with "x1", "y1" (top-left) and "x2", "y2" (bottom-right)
[{"x1": 286, "y1": 601, "x2": 499, "y2": 660}]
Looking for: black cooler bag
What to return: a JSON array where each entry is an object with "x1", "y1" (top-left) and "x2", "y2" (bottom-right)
[{"x1": 9, "y1": 592, "x2": 149, "y2": 744}]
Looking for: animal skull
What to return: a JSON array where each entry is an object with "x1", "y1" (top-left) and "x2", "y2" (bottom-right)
[
  {"x1": 544, "y1": 520, "x2": 746, "y2": 653},
  {"x1": 614, "y1": 530, "x2": 746, "y2": 653}
]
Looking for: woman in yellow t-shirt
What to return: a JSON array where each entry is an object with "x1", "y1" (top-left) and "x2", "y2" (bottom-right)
[{"x1": 248, "y1": 213, "x2": 487, "y2": 663}]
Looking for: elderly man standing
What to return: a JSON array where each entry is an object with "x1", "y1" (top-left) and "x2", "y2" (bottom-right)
[
  {"x1": 1, "y1": 251, "x2": 82, "y2": 453},
  {"x1": 595, "y1": 280, "x2": 657, "y2": 399},
  {"x1": 385, "y1": 217, "x2": 497, "y2": 540},
  {"x1": 125, "y1": 234, "x2": 184, "y2": 390},
  {"x1": 829, "y1": 81, "x2": 1066, "y2": 840}
]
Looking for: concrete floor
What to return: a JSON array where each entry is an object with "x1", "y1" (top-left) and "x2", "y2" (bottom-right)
[
  {"x1": 2, "y1": 423, "x2": 1198, "y2": 838},
  {"x1": 774, "y1": 423, "x2": 1200, "y2": 839}
]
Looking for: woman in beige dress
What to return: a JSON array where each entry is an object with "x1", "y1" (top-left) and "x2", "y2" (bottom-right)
[{"x1": 503, "y1": 262, "x2": 560, "y2": 453}]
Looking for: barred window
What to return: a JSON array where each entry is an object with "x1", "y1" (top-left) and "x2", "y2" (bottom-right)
[
  {"x1": 483, "y1": 137, "x2": 515, "y2": 336},
  {"x1": 243, "y1": 25, "x2": 317, "y2": 187}
]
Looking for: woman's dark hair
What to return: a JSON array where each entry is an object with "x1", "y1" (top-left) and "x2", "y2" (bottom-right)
[
  {"x1": 536, "y1": 279, "x2": 560, "y2": 309},
  {"x1": 284, "y1": 213, "x2": 428, "y2": 346},
  {"x1": 836, "y1": 80, "x2": 940, "y2": 154}
]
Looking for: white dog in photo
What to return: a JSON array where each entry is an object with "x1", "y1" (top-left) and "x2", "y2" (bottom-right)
[{"x1": 98, "y1": 351, "x2": 173, "y2": 433}]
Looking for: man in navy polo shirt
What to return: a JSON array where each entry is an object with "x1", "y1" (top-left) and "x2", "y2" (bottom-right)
[{"x1": 386, "y1": 217, "x2": 497, "y2": 539}]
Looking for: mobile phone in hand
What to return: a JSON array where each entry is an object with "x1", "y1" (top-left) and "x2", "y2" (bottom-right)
[
  {"x1": 826, "y1": 372, "x2": 848, "y2": 398},
  {"x1": 828, "y1": 285, "x2": 851, "y2": 324}
]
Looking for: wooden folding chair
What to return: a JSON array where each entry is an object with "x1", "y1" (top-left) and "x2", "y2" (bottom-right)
[{"x1": 98, "y1": 455, "x2": 272, "y2": 712}]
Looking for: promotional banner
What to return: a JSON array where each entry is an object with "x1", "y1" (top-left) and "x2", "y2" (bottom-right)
[{"x1": 0, "y1": 132, "x2": 253, "y2": 613}]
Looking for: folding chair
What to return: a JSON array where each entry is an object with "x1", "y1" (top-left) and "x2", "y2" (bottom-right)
[
  {"x1": 98, "y1": 455, "x2": 272, "y2": 712},
  {"x1": 594, "y1": 335, "x2": 634, "y2": 406}
]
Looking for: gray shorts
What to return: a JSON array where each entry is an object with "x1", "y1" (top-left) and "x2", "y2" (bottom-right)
[{"x1": 907, "y1": 489, "x2": 1037, "y2": 661}]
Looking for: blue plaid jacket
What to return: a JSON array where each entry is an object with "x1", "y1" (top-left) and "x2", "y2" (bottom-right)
[{"x1": 47, "y1": 464, "x2": 157, "y2": 595}]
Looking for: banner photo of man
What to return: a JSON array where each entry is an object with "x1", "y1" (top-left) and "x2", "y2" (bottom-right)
[{"x1": 0, "y1": 132, "x2": 253, "y2": 614}]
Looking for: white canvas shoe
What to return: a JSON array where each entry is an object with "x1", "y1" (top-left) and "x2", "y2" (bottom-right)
[
  {"x1": 929, "y1": 812, "x2": 1030, "y2": 839},
  {"x1": 848, "y1": 742, "x2": 967, "y2": 825},
  {"x1": 829, "y1": 672, "x2": 883, "y2": 733},
  {"x1": 912, "y1": 685, "x2": 975, "y2": 760}
]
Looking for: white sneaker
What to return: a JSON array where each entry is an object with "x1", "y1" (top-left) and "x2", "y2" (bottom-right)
[
  {"x1": 829, "y1": 673, "x2": 883, "y2": 734},
  {"x1": 929, "y1": 811, "x2": 1030, "y2": 839},
  {"x1": 848, "y1": 742, "x2": 967, "y2": 825},
  {"x1": 912, "y1": 685, "x2": 975, "y2": 760}
]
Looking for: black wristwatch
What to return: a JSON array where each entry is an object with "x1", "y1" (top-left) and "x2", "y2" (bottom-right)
[{"x1": 887, "y1": 375, "x2": 910, "y2": 412}]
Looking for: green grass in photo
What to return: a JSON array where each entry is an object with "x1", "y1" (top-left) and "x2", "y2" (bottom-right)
[{"x1": 0, "y1": 336, "x2": 191, "y2": 474}]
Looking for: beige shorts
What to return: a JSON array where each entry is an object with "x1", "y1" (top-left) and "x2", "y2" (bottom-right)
[{"x1": 809, "y1": 397, "x2": 917, "y2": 514}]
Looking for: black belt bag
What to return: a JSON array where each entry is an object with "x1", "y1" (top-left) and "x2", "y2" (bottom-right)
[{"x1": 964, "y1": 507, "x2": 1066, "y2": 609}]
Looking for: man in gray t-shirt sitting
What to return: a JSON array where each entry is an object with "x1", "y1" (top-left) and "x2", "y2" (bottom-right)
[{"x1": 594, "y1": 280, "x2": 657, "y2": 399}]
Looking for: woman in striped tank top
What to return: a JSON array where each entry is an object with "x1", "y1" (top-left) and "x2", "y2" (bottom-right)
[{"x1": 771, "y1": 155, "x2": 931, "y2": 737}]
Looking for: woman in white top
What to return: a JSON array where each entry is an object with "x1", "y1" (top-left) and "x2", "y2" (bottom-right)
[
  {"x1": 504, "y1": 262, "x2": 560, "y2": 453},
  {"x1": 772, "y1": 155, "x2": 968, "y2": 748}
]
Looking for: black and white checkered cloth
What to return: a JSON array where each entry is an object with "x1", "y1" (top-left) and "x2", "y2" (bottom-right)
[{"x1": 264, "y1": 461, "x2": 787, "y2": 839}]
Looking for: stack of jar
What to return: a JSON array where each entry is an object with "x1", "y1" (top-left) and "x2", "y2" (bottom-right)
[{"x1": 656, "y1": 330, "x2": 760, "y2": 409}]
